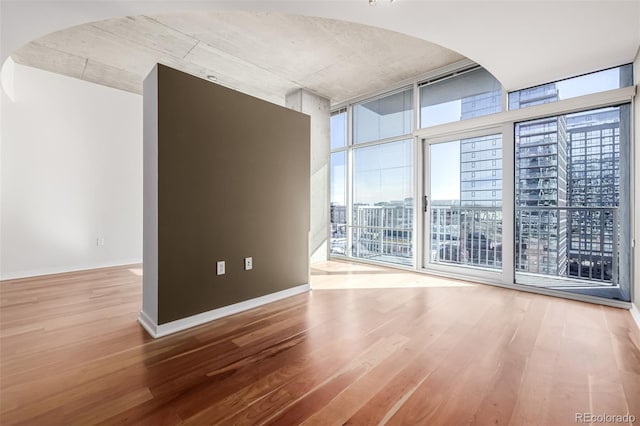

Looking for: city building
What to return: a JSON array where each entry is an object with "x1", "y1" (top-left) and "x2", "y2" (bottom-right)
[
  {"x1": 459, "y1": 134, "x2": 503, "y2": 207},
  {"x1": 514, "y1": 84, "x2": 568, "y2": 276},
  {"x1": 565, "y1": 108, "x2": 622, "y2": 281},
  {"x1": 330, "y1": 202, "x2": 347, "y2": 255}
]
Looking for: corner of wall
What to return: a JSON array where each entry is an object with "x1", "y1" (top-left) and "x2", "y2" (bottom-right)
[
  {"x1": 138, "y1": 310, "x2": 158, "y2": 338},
  {"x1": 285, "y1": 89, "x2": 330, "y2": 264},
  {"x1": 1, "y1": 56, "x2": 16, "y2": 101},
  {"x1": 285, "y1": 88, "x2": 303, "y2": 112},
  {"x1": 142, "y1": 64, "x2": 159, "y2": 329}
]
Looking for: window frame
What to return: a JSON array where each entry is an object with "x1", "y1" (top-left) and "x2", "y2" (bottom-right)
[{"x1": 328, "y1": 62, "x2": 635, "y2": 308}]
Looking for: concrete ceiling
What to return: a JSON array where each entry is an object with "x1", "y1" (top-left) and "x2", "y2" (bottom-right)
[
  {"x1": 10, "y1": 12, "x2": 465, "y2": 105},
  {"x1": 3, "y1": 1, "x2": 639, "y2": 104}
]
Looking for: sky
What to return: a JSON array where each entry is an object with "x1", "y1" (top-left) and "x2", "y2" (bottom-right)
[{"x1": 430, "y1": 141, "x2": 460, "y2": 201}]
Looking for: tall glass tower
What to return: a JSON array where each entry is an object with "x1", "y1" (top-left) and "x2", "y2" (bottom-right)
[{"x1": 514, "y1": 84, "x2": 568, "y2": 276}]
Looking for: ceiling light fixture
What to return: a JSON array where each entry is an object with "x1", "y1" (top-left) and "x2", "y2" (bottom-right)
[{"x1": 206, "y1": 75, "x2": 217, "y2": 82}]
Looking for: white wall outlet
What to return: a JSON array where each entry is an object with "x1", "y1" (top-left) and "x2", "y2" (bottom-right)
[
  {"x1": 244, "y1": 257, "x2": 253, "y2": 271},
  {"x1": 216, "y1": 261, "x2": 225, "y2": 276},
  {"x1": 96, "y1": 237, "x2": 105, "y2": 247}
]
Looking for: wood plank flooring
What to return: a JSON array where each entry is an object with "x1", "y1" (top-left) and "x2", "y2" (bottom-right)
[{"x1": 1, "y1": 260, "x2": 639, "y2": 425}]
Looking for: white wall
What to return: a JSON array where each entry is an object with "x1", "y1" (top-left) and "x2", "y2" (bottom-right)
[{"x1": 0, "y1": 62, "x2": 142, "y2": 279}]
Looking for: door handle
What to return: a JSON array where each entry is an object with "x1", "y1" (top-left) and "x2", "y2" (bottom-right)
[{"x1": 423, "y1": 195, "x2": 428, "y2": 212}]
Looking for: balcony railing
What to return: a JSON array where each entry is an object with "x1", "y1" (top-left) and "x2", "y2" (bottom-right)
[
  {"x1": 334, "y1": 204, "x2": 619, "y2": 286},
  {"x1": 351, "y1": 224, "x2": 413, "y2": 266},
  {"x1": 330, "y1": 222, "x2": 347, "y2": 255},
  {"x1": 516, "y1": 206, "x2": 618, "y2": 284},
  {"x1": 430, "y1": 205, "x2": 618, "y2": 285},
  {"x1": 430, "y1": 206, "x2": 502, "y2": 270}
]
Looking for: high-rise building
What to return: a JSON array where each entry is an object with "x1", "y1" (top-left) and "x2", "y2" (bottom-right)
[
  {"x1": 566, "y1": 109, "x2": 620, "y2": 207},
  {"x1": 460, "y1": 90, "x2": 502, "y2": 120},
  {"x1": 330, "y1": 203, "x2": 347, "y2": 255},
  {"x1": 459, "y1": 134, "x2": 502, "y2": 207},
  {"x1": 513, "y1": 88, "x2": 622, "y2": 282},
  {"x1": 460, "y1": 92, "x2": 503, "y2": 208},
  {"x1": 565, "y1": 109, "x2": 620, "y2": 281},
  {"x1": 514, "y1": 83, "x2": 568, "y2": 276}
]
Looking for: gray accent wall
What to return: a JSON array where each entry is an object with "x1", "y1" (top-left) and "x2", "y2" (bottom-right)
[{"x1": 144, "y1": 64, "x2": 310, "y2": 325}]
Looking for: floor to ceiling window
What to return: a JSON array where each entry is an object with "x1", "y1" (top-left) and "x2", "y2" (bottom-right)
[
  {"x1": 352, "y1": 139, "x2": 413, "y2": 266},
  {"x1": 329, "y1": 62, "x2": 634, "y2": 305},
  {"x1": 509, "y1": 66, "x2": 633, "y2": 301},
  {"x1": 514, "y1": 105, "x2": 631, "y2": 300},
  {"x1": 330, "y1": 109, "x2": 347, "y2": 256},
  {"x1": 330, "y1": 88, "x2": 415, "y2": 266}
]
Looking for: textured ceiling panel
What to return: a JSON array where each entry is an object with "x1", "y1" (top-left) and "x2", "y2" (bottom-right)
[{"x1": 11, "y1": 12, "x2": 465, "y2": 104}]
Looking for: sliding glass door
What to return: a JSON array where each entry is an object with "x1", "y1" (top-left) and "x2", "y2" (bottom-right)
[
  {"x1": 423, "y1": 133, "x2": 504, "y2": 276},
  {"x1": 421, "y1": 105, "x2": 631, "y2": 303}
]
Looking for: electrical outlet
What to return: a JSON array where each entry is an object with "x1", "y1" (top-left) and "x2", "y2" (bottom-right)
[
  {"x1": 244, "y1": 257, "x2": 253, "y2": 271},
  {"x1": 216, "y1": 261, "x2": 225, "y2": 276},
  {"x1": 96, "y1": 237, "x2": 105, "y2": 247}
]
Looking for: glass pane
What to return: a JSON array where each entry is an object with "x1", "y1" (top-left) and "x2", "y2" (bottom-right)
[
  {"x1": 330, "y1": 110, "x2": 347, "y2": 150},
  {"x1": 330, "y1": 152, "x2": 347, "y2": 255},
  {"x1": 509, "y1": 64, "x2": 633, "y2": 110},
  {"x1": 430, "y1": 135, "x2": 503, "y2": 270},
  {"x1": 353, "y1": 89, "x2": 413, "y2": 144},
  {"x1": 514, "y1": 106, "x2": 631, "y2": 301},
  {"x1": 352, "y1": 139, "x2": 413, "y2": 266},
  {"x1": 420, "y1": 68, "x2": 501, "y2": 128}
]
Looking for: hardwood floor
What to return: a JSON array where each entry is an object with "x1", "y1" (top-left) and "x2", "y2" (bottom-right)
[{"x1": 1, "y1": 260, "x2": 639, "y2": 425}]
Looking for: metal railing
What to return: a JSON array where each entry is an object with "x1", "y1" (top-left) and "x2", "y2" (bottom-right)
[
  {"x1": 330, "y1": 222, "x2": 347, "y2": 255},
  {"x1": 351, "y1": 224, "x2": 413, "y2": 266},
  {"x1": 430, "y1": 206, "x2": 502, "y2": 269},
  {"x1": 516, "y1": 206, "x2": 618, "y2": 284},
  {"x1": 334, "y1": 204, "x2": 618, "y2": 285}
]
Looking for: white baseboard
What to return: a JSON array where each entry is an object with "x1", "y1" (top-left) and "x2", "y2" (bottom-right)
[
  {"x1": 138, "y1": 283, "x2": 311, "y2": 338},
  {"x1": 0, "y1": 258, "x2": 142, "y2": 281},
  {"x1": 138, "y1": 310, "x2": 158, "y2": 338},
  {"x1": 630, "y1": 303, "x2": 640, "y2": 331}
]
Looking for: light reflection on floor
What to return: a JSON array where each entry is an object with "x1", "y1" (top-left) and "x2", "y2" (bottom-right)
[
  {"x1": 310, "y1": 261, "x2": 475, "y2": 290},
  {"x1": 128, "y1": 268, "x2": 143, "y2": 276}
]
